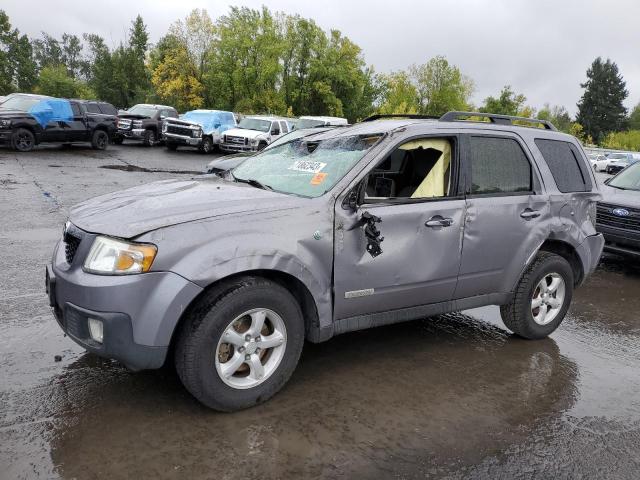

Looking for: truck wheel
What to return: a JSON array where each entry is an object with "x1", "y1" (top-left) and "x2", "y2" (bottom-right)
[
  {"x1": 199, "y1": 136, "x2": 213, "y2": 154},
  {"x1": 258, "y1": 141, "x2": 268, "y2": 151},
  {"x1": 500, "y1": 252, "x2": 573, "y2": 339},
  {"x1": 91, "y1": 130, "x2": 108, "y2": 150},
  {"x1": 12, "y1": 128, "x2": 35, "y2": 152},
  {"x1": 175, "y1": 277, "x2": 304, "y2": 411},
  {"x1": 143, "y1": 129, "x2": 156, "y2": 147}
]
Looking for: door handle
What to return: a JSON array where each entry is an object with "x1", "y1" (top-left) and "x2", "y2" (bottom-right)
[
  {"x1": 425, "y1": 216, "x2": 454, "y2": 228},
  {"x1": 520, "y1": 209, "x2": 541, "y2": 219}
]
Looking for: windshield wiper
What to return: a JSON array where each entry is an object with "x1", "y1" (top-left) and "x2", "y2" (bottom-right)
[{"x1": 232, "y1": 174, "x2": 273, "y2": 191}]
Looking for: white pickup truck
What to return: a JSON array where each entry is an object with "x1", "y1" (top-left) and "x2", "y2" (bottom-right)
[{"x1": 220, "y1": 116, "x2": 292, "y2": 153}]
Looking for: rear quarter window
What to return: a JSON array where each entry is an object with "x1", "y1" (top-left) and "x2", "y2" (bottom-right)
[
  {"x1": 85, "y1": 103, "x2": 101, "y2": 114},
  {"x1": 534, "y1": 139, "x2": 591, "y2": 192},
  {"x1": 98, "y1": 103, "x2": 117, "y2": 115}
]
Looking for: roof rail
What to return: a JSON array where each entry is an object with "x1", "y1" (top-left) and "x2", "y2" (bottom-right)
[
  {"x1": 362, "y1": 113, "x2": 440, "y2": 122},
  {"x1": 439, "y1": 111, "x2": 557, "y2": 131}
]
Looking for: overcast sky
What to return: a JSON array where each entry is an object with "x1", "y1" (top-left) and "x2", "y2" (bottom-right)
[{"x1": 3, "y1": 0, "x2": 639, "y2": 115}]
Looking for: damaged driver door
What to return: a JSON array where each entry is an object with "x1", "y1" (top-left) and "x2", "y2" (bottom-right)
[{"x1": 332, "y1": 135, "x2": 466, "y2": 321}]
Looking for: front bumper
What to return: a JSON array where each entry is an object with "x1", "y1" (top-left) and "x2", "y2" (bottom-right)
[
  {"x1": 117, "y1": 128, "x2": 146, "y2": 140},
  {"x1": 597, "y1": 224, "x2": 640, "y2": 258},
  {"x1": 48, "y1": 237, "x2": 202, "y2": 370},
  {"x1": 0, "y1": 129, "x2": 12, "y2": 144},
  {"x1": 163, "y1": 132, "x2": 203, "y2": 146}
]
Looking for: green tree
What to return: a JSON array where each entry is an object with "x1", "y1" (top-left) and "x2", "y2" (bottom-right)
[
  {"x1": 32, "y1": 32, "x2": 63, "y2": 70},
  {"x1": 576, "y1": 57, "x2": 628, "y2": 144},
  {"x1": 377, "y1": 70, "x2": 418, "y2": 114},
  {"x1": 537, "y1": 104, "x2": 572, "y2": 132},
  {"x1": 480, "y1": 85, "x2": 527, "y2": 116},
  {"x1": 628, "y1": 103, "x2": 640, "y2": 130},
  {"x1": 0, "y1": 10, "x2": 16, "y2": 94},
  {"x1": 410, "y1": 56, "x2": 473, "y2": 116},
  {"x1": 35, "y1": 64, "x2": 93, "y2": 98}
]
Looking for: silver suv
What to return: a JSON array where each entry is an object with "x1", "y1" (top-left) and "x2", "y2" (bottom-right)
[{"x1": 46, "y1": 112, "x2": 604, "y2": 411}]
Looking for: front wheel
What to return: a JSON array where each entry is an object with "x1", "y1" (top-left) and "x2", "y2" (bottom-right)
[
  {"x1": 142, "y1": 129, "x2": 156, "y2": 147},
  {"x1": 91, "y1": 130, "x2": 108, "y2": 150},
  {"x1": 12, "y1": 128, "x2": 35, "y2": 152},
  {"x1": 500, "y1": 252, "x2": 573, "y2": 339},
  {"x1": 175, "y1": 277, "x2": 304, "y2": 411},
  {"x1": 199, "y1": 136, "x2": 213, "y2": 154}
]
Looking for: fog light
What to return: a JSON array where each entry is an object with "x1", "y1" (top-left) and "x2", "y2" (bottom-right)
[{"x1": 88, "y1": 318, "x2": 104, "y2": 343}]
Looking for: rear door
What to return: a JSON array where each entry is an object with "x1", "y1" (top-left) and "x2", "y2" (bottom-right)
[
  {"x1": 455, "y1": 132, "x2": 550, "y2": 298},
  {"x1": 64, "y1": 102, "x2": 90, "y2": 141}
]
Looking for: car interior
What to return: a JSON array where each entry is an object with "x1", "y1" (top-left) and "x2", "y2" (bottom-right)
[{"x1": 364, "y1": 138, "x2": 452, "y2": 200}]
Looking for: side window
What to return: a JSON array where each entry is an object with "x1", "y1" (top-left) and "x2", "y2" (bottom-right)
[
  {"x1": 70, "y1": 102, "x2": 82, "y2": 116},
  {"x1": 535, "y1": 139, "x2": 591, "y2": 192},
  {"x1": 468, "y1": 136, "x2": 532, "y2": 195},
  {"x1": 365, "y1": 137, "x2": 453, "y2": 200},
  {"x1": 280, "y1": 121, "x2": 289, "y2": 133},
  {"x1": 98, "y1": 103, "x2": 117, "y2": 115},
  {"x1": 85, "y1": 103, "x2": 101, "y2": 114},
  {"x1": 271, "y1": 122, "x2": 280, "y2": 134}
]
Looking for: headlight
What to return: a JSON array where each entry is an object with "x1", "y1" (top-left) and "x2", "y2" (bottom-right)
[
  {"x1": 162, "y1": 122, "x2": 168, "y2": 133},
  {"x1": 250, "y1": 138, "x2": 259, "y2": 146},
  {"x1": 83, "y1": 236, "x2": 157, "y2": 275},
  {"x1": 0, "y1": 119, "x2": 11, "y2": 129},
  {"x1": 192, "y1": 128, "x2": 203, "y2": 138}
]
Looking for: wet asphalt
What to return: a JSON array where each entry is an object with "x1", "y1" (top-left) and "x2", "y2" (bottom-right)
[{"x1": 1, "y1": 144, "x2": 639, "y2": 479}]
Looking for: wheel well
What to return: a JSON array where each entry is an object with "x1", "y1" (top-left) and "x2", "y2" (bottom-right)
[
  {"x1": 167, "y1": 270, "x2": 320, "y2": 356},
  {"x1": 539, "y1": 240, "x2": 583, "y2": 285},
  {"x1": 13, "y1": 125, "x2": 37, "y2": 141}
]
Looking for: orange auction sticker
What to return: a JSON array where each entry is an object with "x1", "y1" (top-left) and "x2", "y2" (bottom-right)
[{"x1": 310, "y1": 172, "x2": 328, "y2": 185}]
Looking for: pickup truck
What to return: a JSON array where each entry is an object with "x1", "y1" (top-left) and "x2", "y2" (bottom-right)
[
  {"x1": 163, "y1": 110, "x2": 236, "y2": 153},
  {"x1": 115, "y1": 104, "x2": 178, "y2": 146},
  {"x1": 0, "y1": 94, "x2": 117, "y2": 151},
  {"x1": 220, "y1": 116, "x2": 292, "y2": 153}
]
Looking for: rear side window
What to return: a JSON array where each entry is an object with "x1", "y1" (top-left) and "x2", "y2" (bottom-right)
[
  {"x1": 468, "y1": 136, "x2": 532, "y2": 195},
  {"x1": 85, "y1": 103, "x2": 101, "y2": 114},
  {"x1": 535, "y1": 139, "x2": 591, "y2": 192},
  {"x1": 70, "y1": 102, "x2": 82, "y2": 116}
]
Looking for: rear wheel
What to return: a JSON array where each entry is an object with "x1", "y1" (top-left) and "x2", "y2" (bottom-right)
[
  {"x1": 12, "y1": 128, "x2": 35, "y2": 152},
  {"x1": 91, "y1": 130, "x2": 108, "y2": 150},
  {"x1": 175, "y1": 277, "x2": 304, "y2": 411},
  {"x1": 142, "y1": 129, "x2": 156, "y2": 147},
  {"x1": 500, "y1": 252, "x2": 573, "y2": 339}
]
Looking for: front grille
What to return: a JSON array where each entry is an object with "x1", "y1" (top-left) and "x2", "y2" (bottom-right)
[
  {"x1": 597, "y1": 203, "x2": 640, "y2": 232},
  {"x1": 225, "y1": 135, "x2": 248, "y2": 145},
  {"x1": 166, "y1": 124, "x2": 193, "y2": 136},
  {"x1": 65, "y1": 306, "x2": 88, "y2": 339}
]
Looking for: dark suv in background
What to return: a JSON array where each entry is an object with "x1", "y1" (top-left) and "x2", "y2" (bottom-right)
[
  {"x1": 0, "y1": 94, "x2": 117, "y2": 151},
  {"x1": 116, "y1": 104, "x2": 178, "y2": 147}
]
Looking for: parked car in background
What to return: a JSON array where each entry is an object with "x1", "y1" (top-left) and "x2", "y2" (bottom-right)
[
  {"x1": 593, "y1": 154, "x2": 616, "y2": 172},
  {"x1": 597, "y1": 161, "x2": 640, "y2": 257},
  {"x1": 220, "y1": 115, "x2": 291, "y2": 152},
  {"x1": 206, "y1": 126, "x2": 336, "y2": 175},
  {"x1": 295, "y1": 116, "x2": 348, "y2": 129},
  {"x1": 589, "y1": 154, "x2": 607, "y2": 170},
  {"x1": 0, "y1": 94, "x2": 116, "y2": 152},
  {"x1": 116, "y1": 104, "x2": 178, "y2": 146},
  {"x1": 48, "y1": 112, "x2": 603, "y2": 411},
  {"x1": 163, "y1": 109, "x2": 236, "y2": 153},
  {"x1": 605, "y1": 152, "x2": 640, "y2": 175}
]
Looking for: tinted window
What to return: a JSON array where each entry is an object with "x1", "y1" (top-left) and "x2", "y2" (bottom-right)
[
  {"x1": 280, "y1": 121, "x2": 289, "y2": 133},
  {"x1": 70, "y1": 102, "x2": 82, "y2": 116},
  {"x1": 85, "y1": 102, "x2": 101, "y2": 114},
  {"x1": 535, "y1": 139, "x2": 590, "y2": 192},
  {"x1": 98, "y1": 103, "x2": 117, "y2": 115},
  {"x1": 469, "y1": 136, "x2": 532, "y2": 195}
]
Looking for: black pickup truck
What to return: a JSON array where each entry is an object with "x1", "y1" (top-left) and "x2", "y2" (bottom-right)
[
  {"x1": 0, "y1": 94, "x2": 117, "y2": 152},
  {"x1": 115, "y1": 104, "x2": 178, "y2": 146}
]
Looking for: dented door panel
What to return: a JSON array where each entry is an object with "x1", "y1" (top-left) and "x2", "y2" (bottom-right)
[{"x1": 333, "y1": 199, "x2": 466, "y2": 320}]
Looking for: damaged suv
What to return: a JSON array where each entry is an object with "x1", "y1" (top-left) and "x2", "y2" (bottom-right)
[{"x1": 47, "y1": 112, "x2": 604, "y2": 411}]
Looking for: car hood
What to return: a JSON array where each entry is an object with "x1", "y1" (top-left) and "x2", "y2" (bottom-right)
[
  {"x1": 70, "y1": 177, "x2": 297, "y2": 238},
  {"x1": 600, "y1": 185, "x2": 640, "y2": 207},
  {"x1": 119, "y1": 113, "x2": 151, "y2": 120},
  {"x1": 224, "y1": 128, "x2": 267, "y2": 139}
]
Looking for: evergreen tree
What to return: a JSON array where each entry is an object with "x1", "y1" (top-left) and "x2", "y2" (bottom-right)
[{"x1": 576, "y1": 57, "x2": 628, "y2": 144}]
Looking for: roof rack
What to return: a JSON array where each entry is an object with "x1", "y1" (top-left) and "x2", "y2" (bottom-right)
[
  {"x1": 439, "y1": 111, "x2": 557, "y2": 131},
  {"x1": 362, "y1": 114, "x2": 439, "y2": 122}
]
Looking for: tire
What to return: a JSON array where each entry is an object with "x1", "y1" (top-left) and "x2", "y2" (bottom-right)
[
  {"x1": 175, "y1": 277, "x2": 305, "y2": 411},
  {"x1": 12, "y1": 128, "x2": 35, "y2": 152},
  {"x1": 91, "y1": 129, "x2": 109, "y2": 150},
  {"x1": 142, "y1": 129, "x2": 156, "y2": 147},
  {"x1": 258, "y1": 141, "x2": 268, "y2": 151},
  {"x1": 199, "y1": 136, "x2": 213, "y2": 154},
  {"x1": 113, "y1": 137, "x2": 124, "y2": 145},
  {"x1": 500, "y1": 251, "x2": 574, "y2": 339},
  {"x1": 166, "y1": 142, "x2": 178, "y2": 151}
]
